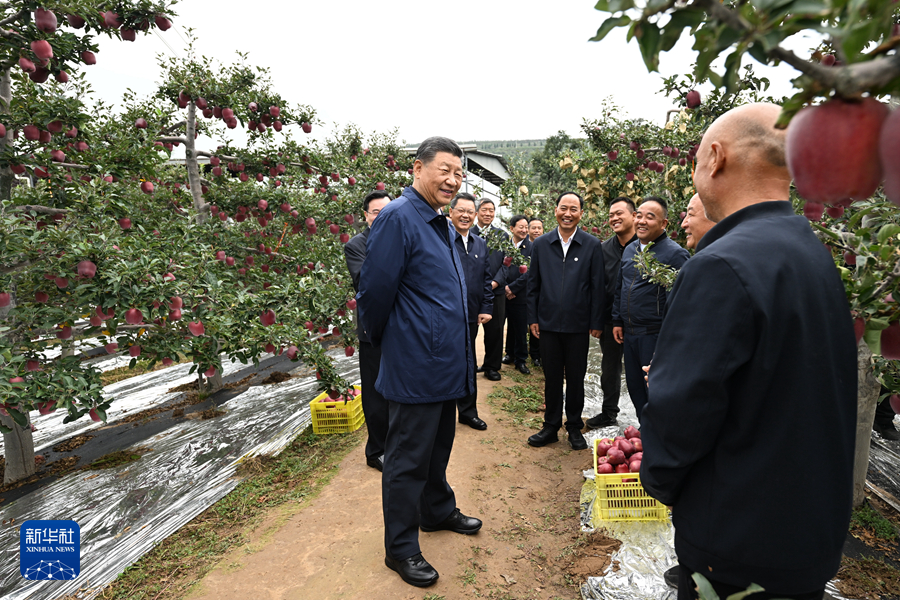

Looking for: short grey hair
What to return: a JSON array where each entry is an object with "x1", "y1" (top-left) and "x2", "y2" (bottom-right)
[
  {"x1": 451, "y1": 192, "x2": 477, "y2": 210},
  {"x1": 477, "y1": 198, "x2": 496, "y2": 211},
  {"x1": 416, "y1": 136, "x2": 464, "y2": 165}
]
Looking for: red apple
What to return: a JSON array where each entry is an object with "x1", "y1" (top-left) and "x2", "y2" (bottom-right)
[
  {"x1": 140, "y1": 181, "x2": 154, "y2": 194},
  {"x1": 0, "y1": 292, "x2": 10, "y2": 307},
  {"x1": 854, "y1": 317, "x2": 865, "y2": 345},
  {"x1": 375, "y1": 181, "x2": 385, "y2": 191},
  {"x1": 119, "y1": 217, "x2": 132, "y2": 230},
  {"x1": 597, "y1": 463, "x2": 614, "y2": 474},
  {"x1": 188, "y1": 321, "x2": 205, "y2": 336},
  {"x1": 89, "y1": 407, "x2": 102, "y2": 422},
  {"x1": 125, "y1": 308, "x2": 143, "y2": 324},
  {"x1": 77, "y1": 260, "x2": 97, "y2": 278},
  {"x1": 105, "y1": 343, "x2": 118, "y2": 354},
  {"x1": 347, "y1": 298, "x2": 357, "y2": 310},
  {"x1": 301, "y1": 122, "x2": 312, "y2": 133},
  {"x1": 260, "y1": 309, "x2": 276, "y2": 326},
  {"x1": 169, "y1": 308, "x2": 182, "y2": 321},
  {"x1": 35, "y1": 8, "x2": 58, "y2": 32},
  {"x1": 203, "y1": 366, "x2": 216, "y2": 377},
  {"x1": 35, "y1": 291, "x2": 49, "y2": 303},
  {"x1": 56, "y1": 325, "x2": 72, "y2": 339},
  {"x1": 154, "y1": 14, "x2": 171, "y2": 30},
  {"x1": 169, "y1": 296, "x2": 183, "y2": 309},
  {"x1": 31, "y1": 39, "x2": 53, "y2": 61},
  {"x1": 81, "y1": 50, "x2": 96, "y2": 64},
  {"x1": 686, "y1": 90, "x2": 701, "y2": 109},
  {"x1": 881, "y1": 322, "x2": 900, "y2": 359},
  {"x1": 54, "y1": 277, "x2": 68, "y2": 288},
  {"x1": 162, "y1": 357, "x2": 174, "y2": 366},
  {"x1": 129, "y1": 345, "x2": 141, "y2": 357},
  {"x1": 880, "y1": 107, "x2": 900, "y2": 206},
  {"x1": 518, "y1": 265, "x2": 527, "y2": 274},
  {"x1": 786, "y1": 97, "x2": 888, "y2": 204}
]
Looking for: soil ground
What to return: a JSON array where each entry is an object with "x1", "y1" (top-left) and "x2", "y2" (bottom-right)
[{"x1": 183, "y1": 359, "x2": 619, "y2": 600}]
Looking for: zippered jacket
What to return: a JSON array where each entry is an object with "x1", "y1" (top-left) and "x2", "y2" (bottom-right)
[{"x1": 611, "y1": 233, "x2": 689, "y2": 334}]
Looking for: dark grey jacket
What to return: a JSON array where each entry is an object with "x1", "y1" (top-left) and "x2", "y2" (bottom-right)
[{"x1": 526, "y1": 228, "x2": 604, "y2": 333}]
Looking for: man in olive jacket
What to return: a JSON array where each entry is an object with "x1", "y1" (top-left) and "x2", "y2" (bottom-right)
[
  {"x1": 641, "y1": 104, "x2": 856, "y2": 598},
  {"x1": 526, "y1": 192, "x2": 604, "y2": 451}
]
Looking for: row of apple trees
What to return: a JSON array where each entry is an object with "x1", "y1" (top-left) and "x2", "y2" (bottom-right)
[{"x1": 0, "y1": 4, "x2": 411, "y2": 484}]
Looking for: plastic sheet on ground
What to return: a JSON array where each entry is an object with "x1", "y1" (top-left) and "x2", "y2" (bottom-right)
[
  {"x1": 0, "y1": 350, "x2": 360, "y2": 600},
  {"x1": 0, "y1": 354, "x2": 256, "y2": 456}
]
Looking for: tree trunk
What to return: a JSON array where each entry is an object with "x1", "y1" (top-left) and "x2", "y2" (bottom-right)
[
  {"x1": 184, "y1": 102, "x2": 206, "y2": 224},
  {"x1": 853, "y1": 342, "x2": 880, "y2": 507},
  {"x1": 0, "y1": 68, "x2": 35, "y2": 485}
]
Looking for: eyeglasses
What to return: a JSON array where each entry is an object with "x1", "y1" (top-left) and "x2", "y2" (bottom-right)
[
  {"x1": 365, "y1": 209, "x2": 382, "y2": 216},
  {"x1": 453, "y1": 209, "x2": 476, "y2": 216}
]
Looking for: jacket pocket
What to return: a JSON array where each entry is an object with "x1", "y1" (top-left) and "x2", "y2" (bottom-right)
[{"x1": 431, "y1": 308, "x2": 443, "y2": 355}]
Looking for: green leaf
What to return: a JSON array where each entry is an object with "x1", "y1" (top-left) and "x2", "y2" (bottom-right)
[
  {"x1": 867, "y1": 317, "x2": 890, "y2": 331},
  {"x1": 590, "y1": 15, "x2": 632, "y2": 42},
  {"x1": 660, "y1": 9, "x2": 706, "y2": 52},
  {"x1": 866, "y1": 326, "x2": 882, "y2": 355},
  {"x1": 7, "y1": 407, "x2": 27, "y2": 428},
  {"x1": 750, "y1": 0, "x2": 793, "y2": 11},
  {"x1": 876, "y1": 224, "x2": 900, "y2": 244},
  {"x1": 692, "y1": 573, "x2": 720, "y2": 600},
  {"x1": 636, "y1": 21, "x2": 663, "y2": 72},
  {"x1": 724, "y1": 584, "x2": 765, "y2": 600},
  {"x1": 0, "y1": 423, "x2": 11, "y2": 434},
  {"x1": 842, "y1": 20, "x2": 880, "y2": 63},
  {"x1": 607, "y1": 0, "x2": 635, "y2": 11}
]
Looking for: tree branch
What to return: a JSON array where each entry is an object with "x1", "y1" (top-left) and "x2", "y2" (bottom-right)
[
  {"x1": 58, "y1": 162, "x2": 89, "y2": 170},
  {"x1": 240, "y1": 246, "x2": 299, "y2": 261},
  {"x1": 0, "y1": 9, "x2": 26, "y2": 27},
  {"x1": 158, "y1": 120, "x2": 186, "y2": 136},
  {"x1": 157, "y1": 136, "x2": 187, "y2": 144},
  {"x1": 10, "y1": 204, "x2": 68, "y2": 215}
]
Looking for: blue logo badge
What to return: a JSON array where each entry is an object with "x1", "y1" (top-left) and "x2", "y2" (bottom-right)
[{"x1": 19, "y1": 520, "x2": 80, "y2": 580}]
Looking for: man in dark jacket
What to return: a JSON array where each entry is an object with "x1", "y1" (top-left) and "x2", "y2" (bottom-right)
[
  {"x1": 641, "y1": 103, "x2": 857, "y2": 598},
  {"x1": 526, "y1": 192, "x2": 604, "y2": 450},
  {"x1": 503, "y1": 214, "x2": 532, "y2": 375},
  {"x1": 471, "y1": 199, "x2": 508, "y2": 381},
  {"x1": 611, "y1": 197, "x2": 689, "y2": 421},
  {"x1": 343, "y1": 190, "x2": 392, "y2": 471},
  {"x1": 358, "y1": 137, "x2": 482, "y2": 589},
  {"x1": 586, "y1": 197, "x2": 637, "y2": 429},
  {"x1": 450, "y1": 193, "x2": 493, "y2": 431}
]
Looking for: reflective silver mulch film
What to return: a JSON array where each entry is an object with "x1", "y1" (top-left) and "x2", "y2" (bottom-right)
[{"x1": 0, "y1": 351, "x2": 359, "y2": 600}]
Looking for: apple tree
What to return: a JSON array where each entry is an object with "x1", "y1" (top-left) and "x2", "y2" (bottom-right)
[{"x1": 589, "y1": 0, "x2": 900, "y2": 505}]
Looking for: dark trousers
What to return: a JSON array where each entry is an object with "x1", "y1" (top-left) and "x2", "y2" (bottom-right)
[
  {"x1": 677, "y1": 566, "x2": 824, "y2": 600},
  {"x1": 383, "y1": 399, "x2": 457, "y2": 561},
  {"x1": 540, "y1": 331, "x2": 590, "y2": 432},
  {"x1": 599, "y1": 322, "x2": 623, "y2": 418},
  {"x1": 623, "y1": 333, "x2": 658, "y2": 422},
  {"x1": 359, "y1": 341, "x2": 388, "y2": 460},
  {"x1": 875, "y1": 385, "x2": 897, "y2": 427},
  {"x1": 481, "y1": 294, "x2": 506, "y2": 371},
  {"x1": 504, "y1": 302, "x2": 528, "y2": 366},
  {"x1": 458, "y1": 322, "x2": 481, "y2": 419},
  {"x1": 529, "y1": 331, "x2": 540, "y2": 361}
]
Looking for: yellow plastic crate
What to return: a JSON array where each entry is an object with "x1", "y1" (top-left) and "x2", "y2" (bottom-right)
[
  {"x1": 310, "y1": 385, "x2": 364, "y2": 434},
  {"x1": 592, "y1": 438, "x2": 669, "y2": 522}
]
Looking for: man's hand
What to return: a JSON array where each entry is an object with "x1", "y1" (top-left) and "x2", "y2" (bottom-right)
[
  {"x1": 530, "y1": 323, "x2": 540, "y2": 339},
  {"x1": 643, "y1": 364, "x2": 651, "y2": 387},
  {"x1": 613, "y1": 326, "x2": 624, "y2": 344},
  {"x1": 589, "y1": 329, "x2": 601, "y2": 339},
  {"x1": 505, "y1": 285, "x2": 515, "y2": 300},
  {"x1": 478, "y1": 313, "x2": 492, "y2": 324},
  {"x1": 491, "y1": 281, "x2": 499, "y2": 290}
]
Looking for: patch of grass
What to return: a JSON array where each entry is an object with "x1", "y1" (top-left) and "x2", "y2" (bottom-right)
[
  {"x1": 852, "y1": 502, "x2": 899, "y2": 541},
  {"x1": 97, "y1": 426, "x2": 364, "y2": 600},
  {"x1": 423, "y1": 594, "x2": 446, "y2": 600},
  {"x1": 100, "y1": 355, "x2": 189, "y2": 386},
  {"x1": 460, "y1": 567, "x2": 477, "y2": 587},
  {"x1": 494, "y1": 382, "x2": 544, "y2": 428},
  {"x1": 83, "y1": 448, "x2": 151, "y2": 471}
]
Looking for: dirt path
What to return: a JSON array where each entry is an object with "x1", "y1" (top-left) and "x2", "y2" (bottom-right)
[{"x1": 186, "y1": 362, "x2": 619, "y2": 600}]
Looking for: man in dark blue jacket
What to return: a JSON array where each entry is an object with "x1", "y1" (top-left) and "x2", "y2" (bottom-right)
[
  {"x1": 611, "y1": 197, "x2": 689, "y2": 421},
  {"x1": 472, "y1": 199, "x2": 508, "y2": 381},
  {"x1": 526, "y1": 192, "x2": 604, "y2": 450},
  {"x1": 343, "y1": 190, "x2": 392, "y2": 471},
  {"x1": 642, "y1": 103, "x2": 856, "y2": 598},
  {"x1": 358, "y1": 137, "x2": 482, "y2": 589},
  {"x1": 450, "y1": 193, "x2": 493, "y2": 430},
  {"x1": 503, "y1": 214, "x2": 532, "y2": 375}
]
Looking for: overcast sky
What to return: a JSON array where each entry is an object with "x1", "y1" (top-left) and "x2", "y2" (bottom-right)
[{"x1": 85, "y1": 1, "x2": 809, "y2": 147}]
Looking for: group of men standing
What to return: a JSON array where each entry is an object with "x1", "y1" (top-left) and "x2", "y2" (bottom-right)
[{"x1": 343, "y1": 103, "x2": 862, "y2": 600}]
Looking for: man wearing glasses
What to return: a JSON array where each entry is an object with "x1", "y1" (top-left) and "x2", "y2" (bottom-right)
[
  {"x1": 449, "y1": 193, "x2": 493, "y2": 430},
  {"x1": 343, "y1": 190, "x2": 392, "y2": 471}
]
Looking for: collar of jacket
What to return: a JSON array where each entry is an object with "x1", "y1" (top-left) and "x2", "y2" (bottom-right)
[
  {"x1": 550, "y1": 227, "x2": 583, "y2": 246},
  {"x1": 697, "y1": 200, "x2": 794, "y2": 252},
  {"x1": 404, "y1": 186, "x2": 447, "y2": 224}
]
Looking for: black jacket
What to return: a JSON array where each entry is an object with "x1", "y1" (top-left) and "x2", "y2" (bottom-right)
[
  {"x1": 472, "y1": 223, "x2": 508, "y2": 297},
  {"x1": 453, "y1": 229, "x2": 494, "y2": 324},
  {"x1": 641, "y1": 201, "x2": 857, "y2": 593},
  {"x1": 343, "y1": 227, "x2": 369, "y2": 342},
  {"x1": 505, "y1": 237, "x2": 531, "y2": 306},
  {"x1": 601, "y1": 233, "x2": 637, "y2": 324},
  {"x1": 612, "y1": 233, "x2": 689, "y2": 335},
  {"x1": 526, "y1": 228, "x2": 604, "y2": 333}
]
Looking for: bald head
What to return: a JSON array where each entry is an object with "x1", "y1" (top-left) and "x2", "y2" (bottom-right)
[{"x1": 694, "y1": 103, "x2": 792, "y2": 222}]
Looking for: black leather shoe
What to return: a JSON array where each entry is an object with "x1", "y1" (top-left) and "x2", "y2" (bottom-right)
[
  {"x1": 586, "y1": 414, "x2": 618, "y2": 429},
  {"x1": 568, "y1": 430, "x2": 588, "y2": 450},
  {"x1": 874, "y1": 421, "x2": 900, "y2": 441},
  {"x1": 664, "y1": 564, "x2": 679, "y2": 588},
  {"x1": 516, "y1": 363, "x2": 530, "y2": 375},
  {"x1": 476, "y1": 364, "x2": 484, "y2": 373},
  {"x1": 532, "y1": 358, "x2": 542, "y2": 367},
  {"x1": 460, "y1": 416, "x2": 487, "y2": 430},
  {"x1": 366, "y1": 455, "x2": 384, "y2": 472},
  {"x1": 501, "y1": 355, "x2": 513, "y2": 365},
  {"x1": 527, "y1": 428, "x2": 558, "y2": 447},
  {"x1": 484, "y1": 369, "x2": 501, "y2": 381},
  {"x1": 384, "y1": 553, "x2": 439, "y2": 587},
  {"x1": 421, "y1": 508, "x2": 482, "y2": 535}
]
